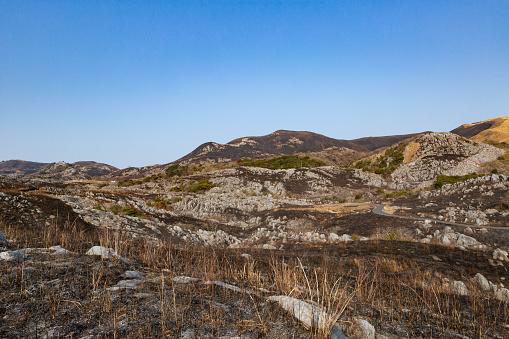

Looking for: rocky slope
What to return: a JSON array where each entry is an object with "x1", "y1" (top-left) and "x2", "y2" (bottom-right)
[
  {"x1": 355, "y1": 132, "x2": 505, "y2": 188},
  {"x1": 392, "y1": 132, "x2": 504, "y2": 186}
]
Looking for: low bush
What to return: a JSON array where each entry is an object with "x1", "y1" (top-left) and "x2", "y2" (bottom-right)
[
  {"x1": 165, "y1": 164, "x2": 189, "y2": 177},
  {"x1": 237, "y1": 155, "x2": 325, "y2": 170},
  {"x1": 170, "y1": 179, "x2": 215, "y2": 193},
  {"x1": 432, "y1": 173, "x2": 480, "y2": 189},
  {"x1": 123, "y1": 206, "x2": 145, "y2": 218}
]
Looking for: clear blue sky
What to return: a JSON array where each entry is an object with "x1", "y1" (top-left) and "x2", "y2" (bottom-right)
[{"x1": 1, "y1": 1, "x2": 508, "y2": 168}]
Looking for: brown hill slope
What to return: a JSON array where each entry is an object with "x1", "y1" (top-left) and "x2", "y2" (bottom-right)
[
  {"x1": 451, "y1": 116, "x2": 509, "y2": 144},
  {"x1": 0, "y1": 160, "x2": 49, "y2": 175}
]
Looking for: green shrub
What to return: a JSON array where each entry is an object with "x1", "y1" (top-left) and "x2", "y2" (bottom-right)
[
  {"x1": 170, "y1": 179, "x2": 215, "y2": 193},
  {"x1": 190, "y1": 179, "x2": 214, "y2": 192},
  {"x1": 321, "y1": 196, "x2": 346, "y2": 203},
  {"x1": 237, "y1": 155, "x2": 325, "y2": 170},
  {"x1": 123, "y1": 206, "x2": 145, "y2": 218},
  {"x1": 433, "y1": 173, "x2": 480, "y2": 189},
  {"x1": 165, "y1": 164, "x2": 189, "y2": 177},
  {"x1": 386, "y1": 231, "x2": 400, "y2": 241},
  {"x1": 384, "y1": 190, "x2": 413, "y2": 199},
  {"x1": 352, "y1": 143, "x2": 406, "y2": 176},
  {"x1": 355, "y1": 193, "x2": 363, "y2": 200},
  {"x1": 109, "y1": 204, "x2": 122, "y2": 215}
]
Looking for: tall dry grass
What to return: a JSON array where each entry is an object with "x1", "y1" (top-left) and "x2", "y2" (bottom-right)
[{"x1": 1, "y1": 215, "x2": 508, "y2": 337}]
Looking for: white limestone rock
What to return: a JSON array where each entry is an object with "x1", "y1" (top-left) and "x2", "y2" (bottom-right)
[
  {"x1": 267, "y1": 295, "x2": 348, "y2": 339},
  {"x1": 86, "y1": 246, "x2": 130, "y2": 264}
]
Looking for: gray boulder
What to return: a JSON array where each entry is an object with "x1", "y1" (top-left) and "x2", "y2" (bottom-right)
[
  {"x1": 0, "y1": 230, "x2": 9, "y2": 247},
  {"x1": 0, "y1": 251, "x2": 25, "y2": 261},
  {"x1": 352, "y1": 318, "x2": 375, "y2": 339},
  {"x1": 473, "y1": 273, "x2": 490, "y2": 291}
]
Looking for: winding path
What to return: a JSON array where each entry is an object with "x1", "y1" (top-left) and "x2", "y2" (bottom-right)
[{"x1": 372, "y1": 205, "x2": 509, "y2": 231}]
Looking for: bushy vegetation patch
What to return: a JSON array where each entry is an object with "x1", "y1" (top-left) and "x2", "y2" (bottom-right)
[
  {"x1": 170, "y1": 179, "x2": 215, "y2": 193},
  {"x1": 146, "y1": 197, "x2": 174, "y2": 210},
  {"x1": 384, "y1": 190, "x2": 413, "y2": 199},
  {"x1": 123, "y1": 206, "x2": 145, "y2": 218},
  {"x1": 166, "y1": 164, "x2": 190, "y2": 177},
  {"x1": 353, "y1": 143, "x2": 406, "y2": 176},
  {"x1": 237, "y1": 155, "x2": 325, "y2": 170},
  {"x1": 432, "y1": 173, "x2": 480, "y2": 189}
]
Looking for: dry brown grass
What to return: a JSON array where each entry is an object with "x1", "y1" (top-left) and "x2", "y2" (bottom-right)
[
  {"x1": 1, "y1": 216, "x2": 508, "y2": 338},
  {"x1": 471, "y1": 116, "x2": 509, "y2": 144}
]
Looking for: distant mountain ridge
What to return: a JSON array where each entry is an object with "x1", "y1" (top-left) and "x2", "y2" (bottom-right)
[
  {"x1": 0, "y1": 160, "x2": 118, "y2": 179},
  {"x1": 3, "y1": 116, "x2": 509, "y2": 180},
  {"x1": 177, "y1": 129, "x2": 423, "y2": 165}
]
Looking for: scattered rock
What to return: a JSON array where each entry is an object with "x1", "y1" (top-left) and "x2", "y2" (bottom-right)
[
  {"x1": 108, "y1": 279, "x2": 142, "y2": 292},
  {"x1": 204, "y1": 281, "x2": 245, "y2": 294},
  {"x1": 173, "y1": 276, "x2": 201, "y2": 284},
  {"x1": 262, "y1": 244, "x2": 277, "y2": 250},
  {"x1": 85, "y1": 246, "x2": 131, "y2": 264},
  {"x1": 493, "y1": 248, "x2": 509, "y2": 262},
  {"x1": 123, "y1": 271, "x2": 144, "y2": 279},
  {"x1": 49, "y1": 245, "x2": 74, "y2": 255}
]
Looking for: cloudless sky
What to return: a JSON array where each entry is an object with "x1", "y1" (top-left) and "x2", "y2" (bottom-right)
[{"x1": 1, "y1": 1, "x2": 508, "y2": 168}]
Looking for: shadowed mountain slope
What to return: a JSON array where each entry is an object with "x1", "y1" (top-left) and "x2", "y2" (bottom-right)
[{"x1": 0, "y1": 160, "x2": 49, "y2": 175}]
